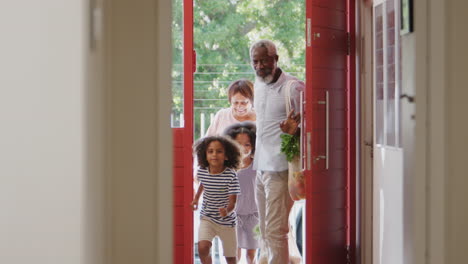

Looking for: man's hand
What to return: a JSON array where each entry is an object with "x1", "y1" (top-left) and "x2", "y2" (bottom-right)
[
  {"x1": 219, "y1": 208, "x2": 228, "y2": 217},
  {"x1": 280, "y1": 109, "x2": 300, "y2": 135}
]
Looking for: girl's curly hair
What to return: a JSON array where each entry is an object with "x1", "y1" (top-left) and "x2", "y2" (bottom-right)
[
  {"x1": 193, "y1": 136, "x2": 242, "y2": 170},
  {"x1": 223, "y1": 121, "x2": 256, "y2": 156}
]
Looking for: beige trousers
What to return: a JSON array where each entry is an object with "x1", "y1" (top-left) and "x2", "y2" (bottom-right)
[{"x1": 256, "y1": 170, "x2": 294, "y2": 264}]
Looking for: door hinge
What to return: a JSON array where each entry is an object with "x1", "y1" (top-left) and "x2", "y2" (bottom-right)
[
  {"x1": 364, "y1": 140, "x2": 373, "y2": 159},
  {"x1": 193, "y1": 49, "x2": 197, "y2": 73},
  {"x1": 306, "y1": 18, "x2": 312, "y2": 47},
  {"x1": 346, "y1": 244, "x2": 351, "y2": 264},
  {"x1": 347, "y1": 32, "x2": 351, "y2": 55}
]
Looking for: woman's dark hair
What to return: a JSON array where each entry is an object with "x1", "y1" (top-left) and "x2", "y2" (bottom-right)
[
  {"x1": 227, "y1": 79, "x2": 254, "y2": 103},
  {"x1": 223, "y1": 121, "x2": 256, "y2": 155},
  {"x1": 193, "y1": 136, "x2": 241, "y2": 170}
]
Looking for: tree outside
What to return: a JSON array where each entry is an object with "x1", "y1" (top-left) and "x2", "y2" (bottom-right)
[
  {"x1": 172, "y1": 2, "x2": 306, "y2": 262},
  {"x1": 172, "y1": 0, "x2": 306, "y2": 140}
]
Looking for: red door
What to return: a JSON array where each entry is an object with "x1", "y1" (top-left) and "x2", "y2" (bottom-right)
[
  {"x1": 174, "y1": 0, "x2": 356, "y2": 263},
  {"x1": 304, "y1": 0, "x2": 355, "y2": 263},
  {"x1": 173, "y1": 0, "x2": 194, "y2": 263}
]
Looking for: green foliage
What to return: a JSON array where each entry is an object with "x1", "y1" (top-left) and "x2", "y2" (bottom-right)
[
  {"x1": 172, "y1": 0, "x2": 305, "y2": 139},
  {"x1": 280, "y1": 133, "x2": 300, "y2": 162},
  {"x1": 253, "y1": 223, "x2": 261, "y2": 239}
]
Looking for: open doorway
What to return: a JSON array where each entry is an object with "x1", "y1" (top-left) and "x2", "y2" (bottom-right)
[
  {"x1": 172, "y1": 1, "x2": 306, "y2": 263},
  {"x1": 170, "y1": 0, "x2": 306, "y2": 136},
  {"x1": 171, "y1": 1, "x2": 356, "y2": 264}
]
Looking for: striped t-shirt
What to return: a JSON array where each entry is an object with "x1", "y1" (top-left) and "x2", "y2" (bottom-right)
[{"x1": 197, "y1": 167, "x2": 241, "y2": 226}]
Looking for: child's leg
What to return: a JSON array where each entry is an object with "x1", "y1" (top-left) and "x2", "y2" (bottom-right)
[
  {"x1": 246, "y1": 249, "x2": 257, "y2": 264},
  {"x1": 225, "y1": 256, "x2": 237, "y2": 264},
  {"x1": 198, "y1": 240, "x2": 212, "y2": 264},
  {"x1": 218, "y1": 225, "x2": 237, "y2": 264},
  {"x1": 198, "y1": 218, "x2": 216, "y2": 264},
  {"x1": 237, "y1": 248, "x2": 242, "y2": 263},
  {"x1": 237, "y1": 213, "x2": 259, "y2": 264}
]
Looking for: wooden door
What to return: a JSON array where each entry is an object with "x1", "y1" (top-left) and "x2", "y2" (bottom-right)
[
  {"x1": 304, "y1": 0, "x2": 355, "y2": 263},
  {"x1": 173, "y1": 0, "x2": 356, "y2": 263},
  {"x1": 173, "y1": 0, "x2": 194, "y2": 263}
]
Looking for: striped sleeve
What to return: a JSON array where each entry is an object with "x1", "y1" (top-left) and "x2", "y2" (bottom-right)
[{"x1": 228, "y1": 171, "x2": 241, "y2": 195}]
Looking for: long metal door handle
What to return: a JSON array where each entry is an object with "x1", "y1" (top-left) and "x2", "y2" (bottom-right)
[
  {"x1": 307, "y1": 132, "x2": 311, "y2": 170},
  {"x1": 325, "y1": 91, "x2": 329, "y2": 170},
  {"x1": 315, "y1": 91, "x2": 329, "y2": 169},
  {"x1": 300, "y1": 91, "x2": 305, "y2": 170}
]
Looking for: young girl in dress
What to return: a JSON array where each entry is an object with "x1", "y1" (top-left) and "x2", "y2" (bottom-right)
[
  {"x1": 224, "y1": 122, "x2": 259, "y2": 264},
  {"x1": 191, "y1": 136, "x2": 242, "y2": 264}
]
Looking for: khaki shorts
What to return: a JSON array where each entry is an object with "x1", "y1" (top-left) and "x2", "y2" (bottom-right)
[{"x1": 198, "y1": 217, "x2": 237, "y2": 257}]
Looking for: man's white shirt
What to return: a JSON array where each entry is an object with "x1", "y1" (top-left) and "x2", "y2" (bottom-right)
[{"x1": 253, "y1": 70, "x2": 304, "y2": 171}]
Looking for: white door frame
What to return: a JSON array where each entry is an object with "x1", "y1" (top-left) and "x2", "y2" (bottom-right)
[
  {"x1": 357, "y1": 1, "x2": 374, "y2": 264},
  {"x1": 372, "y1": 1, "x2": 405, "y2": 264}
]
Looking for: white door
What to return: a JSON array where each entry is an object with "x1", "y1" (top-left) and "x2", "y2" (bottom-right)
[{"x1": 372, "y1": 1, "x2": 404, "y2": 264}]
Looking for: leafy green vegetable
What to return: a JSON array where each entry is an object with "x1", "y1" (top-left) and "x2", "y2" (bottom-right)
[{"x1": 280, "y1": 134, "x2": 300, "y2": 162}]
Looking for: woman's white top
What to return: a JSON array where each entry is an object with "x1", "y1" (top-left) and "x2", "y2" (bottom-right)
[{"x1": 205, "y1": 108, "x2": 255, "y2": 136}]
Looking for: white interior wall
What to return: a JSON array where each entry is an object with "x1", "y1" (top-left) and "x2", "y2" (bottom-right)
[
  {"x1": 0, "y1": 1, "x2": 91, "y2": 263},
  {"x1": 0, "y1": 0, "x2": 174, "y2": 262},
  {"x1": 357, "y1": 2, "x2": 374, "y2": 264},
  {"x1": 446, "y1": 1, "x2": 468, "y2": 262},
  {"x1": 106, "y1": 0, "x2": 173, "y2": 263},
  {"x1": 426, "y1": 1, "x2": 447, "y2": 263},
  {"x1": 362, "y1": 0, "x2": 468, "y2": 263},
  {"x1": 412, "y1": 0, "x2": 429, "y2": 263},
  {"x1": 414, "y1": 0, "x2": 468, "y2": 263},
  {"x1": 400, "y1": 25, "x2": 416, "y2": 264},
  {"x1": 86, "y1": 0, "x2": 106, "y2": 263},
  {"x1": 0, "y1": 0, "x2": 173, "y2": 262},
  {"x1": 155, "y1": 0, "x2": 174, "y2": 261}
]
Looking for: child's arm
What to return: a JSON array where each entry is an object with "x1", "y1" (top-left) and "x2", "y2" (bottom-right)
[
  {"x1": 219, "y1": 194, "x2": 237, "y2": 217},
  {"x1": 191, "y1": 184, "x2": 204, "y2": 210}
]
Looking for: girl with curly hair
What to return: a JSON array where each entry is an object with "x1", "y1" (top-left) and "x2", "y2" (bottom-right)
[{"x1": 191, "y1": 136, "x2": 242, "y2": 264}]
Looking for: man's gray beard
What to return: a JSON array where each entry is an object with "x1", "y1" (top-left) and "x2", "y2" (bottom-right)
[
  {"x1": 255, "y1": 74, "x2": 274, "y2": 84},
  {"x1": 255, "y1": 68, "x2": 276, "y2": 84}
]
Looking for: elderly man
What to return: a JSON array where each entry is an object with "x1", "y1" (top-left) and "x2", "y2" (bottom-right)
[{"x1": 250, "y1": 39, "x2": 304, "y2": 263}]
